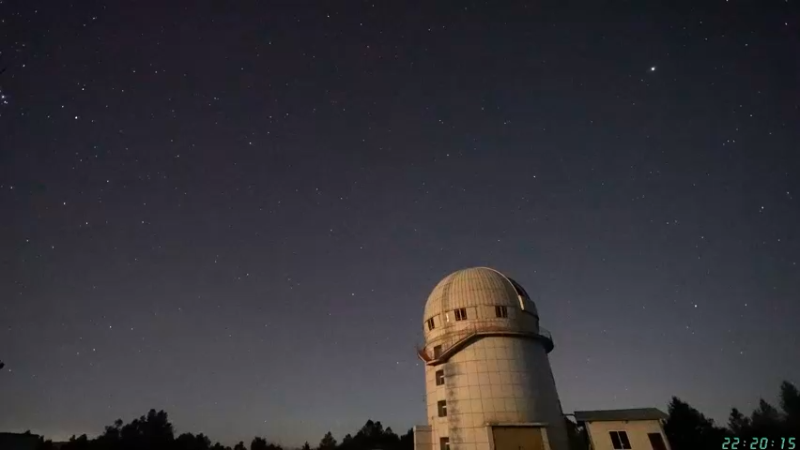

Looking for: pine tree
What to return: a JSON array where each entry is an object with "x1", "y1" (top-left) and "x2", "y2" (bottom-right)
[
  {"x1": 318, "y1": 432, "x2": 337, "y2": 450},
  {"x1": 728, "y1": 408, "x2": 751, "y2": 435},
  {"x1": 779, "y1": 381, "x2": 800, "y2": 431}
]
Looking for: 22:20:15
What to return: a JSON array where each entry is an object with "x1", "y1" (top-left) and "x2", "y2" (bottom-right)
[{"x1": 722, "y1": 437, "x2": 796, "y2": 449}]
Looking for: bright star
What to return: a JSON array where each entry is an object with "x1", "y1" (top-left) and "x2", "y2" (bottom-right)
[{"x1": 650, "y1": 66, "x2": 657, "y2": 72}]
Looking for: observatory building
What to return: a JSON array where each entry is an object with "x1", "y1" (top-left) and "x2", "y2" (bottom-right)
[{"x1": 413, "y1": 267, "x2": 569, "y2": 450}]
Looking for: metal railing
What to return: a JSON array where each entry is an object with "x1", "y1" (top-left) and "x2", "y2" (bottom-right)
[{"x1": 417, "y1": 324, "x2": 554, "y2": 364}]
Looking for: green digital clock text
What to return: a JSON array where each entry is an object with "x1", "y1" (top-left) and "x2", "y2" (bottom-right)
[{"x1": 722, "y1": 437, "x2": 796, "y2": 449}]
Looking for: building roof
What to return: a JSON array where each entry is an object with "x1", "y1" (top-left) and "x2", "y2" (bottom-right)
[
  {"x1": 573, "y1": 408, "x2": 668, "y2": 423},
  {"x1": 424, "y1": 267, "x2": 538, "y2": 320}
]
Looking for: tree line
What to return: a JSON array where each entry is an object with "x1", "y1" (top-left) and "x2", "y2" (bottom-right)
[
  {"x1": 662, "y1": 380, "x2": 800, "y2": 449},
  {"x1": 30, "y1": 380, "x2": 800, "y2": 450},
  {"x1": 35, "y1": 412, "x2": 413, "y2": 450}
]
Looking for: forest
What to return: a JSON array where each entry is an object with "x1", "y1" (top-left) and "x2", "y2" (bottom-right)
[{"x1": 22, "y1": 380, "x2": 800, "y2": 450}]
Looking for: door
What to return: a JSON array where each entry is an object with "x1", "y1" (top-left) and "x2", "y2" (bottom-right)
[
  {"x1": 492, "y1": 426, "x2": 545, "y2": 450},
  {"x1": 648, "y1": 433, "x2": 668, "y2": 450}
]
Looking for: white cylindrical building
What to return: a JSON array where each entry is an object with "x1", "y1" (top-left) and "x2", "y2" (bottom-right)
[{"x1": 413, "y1": 267, "x2": 569, "y2": 450}]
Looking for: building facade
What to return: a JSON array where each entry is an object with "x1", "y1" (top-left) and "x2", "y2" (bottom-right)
[
  {"x1": 573, "y1": 409, "x2": 671, "y2": 450},
  {"x1": 413, "y1": 267, "x2": 569, "y2": 450}
]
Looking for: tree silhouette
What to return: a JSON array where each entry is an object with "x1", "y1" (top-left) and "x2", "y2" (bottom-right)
[
  {"x1": 251, "y1": 437, "x2": 269, "y2": 450},
  {"x1": 728, "y1": 408, "x2": 751, "y2": 435},
  {"x1": 21, "y1": 381, "x2": 797, "y2": 450},
  {"x1": 779, "y1": 381, "x2": 800, "y2": 431},
  {"x1": 62, "y1": 434, "x2": 91, "y2": 450},
  {"x1": 664, "y1": 396, "x2": 728, "y2": 449},
  {"x1": 318, "y1": 431, "x2": 337, "y2": 450},
  {"x1": 36, "y1": 437, "x2": 56, "y2": 450},
  {"x1": 175, "y1": 433, "x2": 212, "y2": 450},
  {"x1": 338, "y1": 433, "x2": 353, "y2": 450},
  {"x1": 750, "y1": 399, "x2": 783, "y2": 437},
  {"x1": 398, "y1": 429, "x2": 413, "y2": 450}
]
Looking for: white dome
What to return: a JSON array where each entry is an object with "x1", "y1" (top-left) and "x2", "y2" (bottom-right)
[{"x1": 423, "y1": 267, "x2": 538, "y2": 321}]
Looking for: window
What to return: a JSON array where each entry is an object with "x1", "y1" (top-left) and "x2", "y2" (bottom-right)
[
  {"x1": 454, "y1": 308, "x2": 467, "y2": 321},
  {"x1": 427, "y1": 317, "x2": 435, "y2": 330},
  {"x1": 495, "y1": 305, "x2": 508, "y2": 318},
  {"x1": 435, "y1": 370, "x2": 445, "y2": 386},
  {"x1": 433, "y1": 345, "x2": 442, "y2": 358},
  {"x1": 648, "y1": 433, "x2": 667, "y2": 450},
  {"x1": 437, "y1": 400, "x2": 447, "y2": 417},
  {"x1": 439, "y1": 437, "x2": 449, "y2": 450},
  {"x1": 609, "y1": 431, "x2": 631, "y2": 450}
]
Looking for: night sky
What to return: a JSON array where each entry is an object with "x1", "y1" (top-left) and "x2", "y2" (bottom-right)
[{"x1": 1, "y1": 0, "x2": 799, "y2": 447}]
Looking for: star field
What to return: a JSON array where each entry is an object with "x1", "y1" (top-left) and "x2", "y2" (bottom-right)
[{"x1": 1, "y1": 0, "x2": 799, "y2": 447}]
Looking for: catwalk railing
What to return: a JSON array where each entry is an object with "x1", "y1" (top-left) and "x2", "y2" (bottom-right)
[{"x1": 416, "y1": 324, "x2": 554, "y2": 365}]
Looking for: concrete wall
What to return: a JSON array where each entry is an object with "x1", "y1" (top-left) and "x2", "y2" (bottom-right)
[
  {"x1": 424, "y1": 337, "x2": 569, "y2": 450},
  {"x1": 414, "y1": 425, "x2": 433, "y2": 450},
  {"x1": 584, "y1": 420, "x2": 671, "y2": 450}
]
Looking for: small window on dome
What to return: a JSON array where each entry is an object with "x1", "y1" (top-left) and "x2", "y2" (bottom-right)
[
  {"x1": 427, "y1": 317, "x2": 435, "y2": 330},
  {"x1": 495, "y1": 305, "x2": 508, "y2": 318},
  {"x1": 454, "y1": 308, "x2": 467, "y2": 321}
]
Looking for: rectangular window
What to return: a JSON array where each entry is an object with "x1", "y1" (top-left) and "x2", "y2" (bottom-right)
[
  {"x1": 454, "y1": 308, "x2": 467, "y2": 321},
  {"x1": 427, "y1": 317, "x2": 435, "y2": 330},
  {"x1": 619, "y1": 431, "x2": 631, "y2": 449},
  {"x1": 437, "y1": 400, "x2": 447, "y2": 417},
  {"x1": 495, "y1": 306, "x2": 508, "y2": 318},
  {"x1": 433, "y1": 345, "x2": 442, "y2": 358},
  {"x1": 439, "y1": 437, "x2": 449, "y2": 450},
  {"x1": 435, "y1": 370, "x2": 445, "y2": 386},
  {"x1": 648, "y1": 433, "x2": 667, "y2": 450},
  {"x1": 609, "y1": 431, "x2": 631, "y2": 450}
]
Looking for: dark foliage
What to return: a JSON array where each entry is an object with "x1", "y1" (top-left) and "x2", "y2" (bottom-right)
[
  {"x1": 36, "y1": 381, "x2": 799, "y2": 450},
  {"x1": 251, "y1": 437, "x2": 269, "y2": 450},
  {"x1": 318, "y1": 432, "x2": 337, "y2": 450},
  {"x1": 664, "y1": 397, "x2": 729, "y2": 449},
  {"x1": 34, "y1": 410, "x2": 413, "y2": 450},
  {"x1": 665, "y1": 380, "x2": 800, "y2": 450}
]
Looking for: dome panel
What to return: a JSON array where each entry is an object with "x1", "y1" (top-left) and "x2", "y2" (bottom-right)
[{"x1": 423, "y1": 267, "x2": 538, "y2": 320}]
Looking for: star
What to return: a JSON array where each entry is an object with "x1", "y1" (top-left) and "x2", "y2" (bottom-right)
[{"x1": 650, "y1": 66, "x2": 656, "y2": 72}]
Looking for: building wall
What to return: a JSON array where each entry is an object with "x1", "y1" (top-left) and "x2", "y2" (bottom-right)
[
  {"x1": 424, "y1": 336, "x2": 569, "y2": 450},
  {"x1": 584, "y1": 420, "x2": 671, "y2": 450},
  {"x1": 414, "y1": 425, "x2": 433, "y2": 450}
]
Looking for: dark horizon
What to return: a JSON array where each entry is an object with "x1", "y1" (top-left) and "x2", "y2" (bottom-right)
[{"x1": 1, "y1": 0, "x2": 798, "y2": 446}]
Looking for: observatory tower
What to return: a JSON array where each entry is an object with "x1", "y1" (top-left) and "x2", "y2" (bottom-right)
[{"x1": 414, "y1": 267, "x2": 569, "y2": 450}]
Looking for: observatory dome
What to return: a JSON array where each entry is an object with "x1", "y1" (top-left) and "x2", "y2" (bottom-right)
[
  {"x1": 415, "y1": 267, "x2": 568, "y2": 450},
  {"x1": 423, "y1": 267, "x2": 539, "y2": 321}
]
